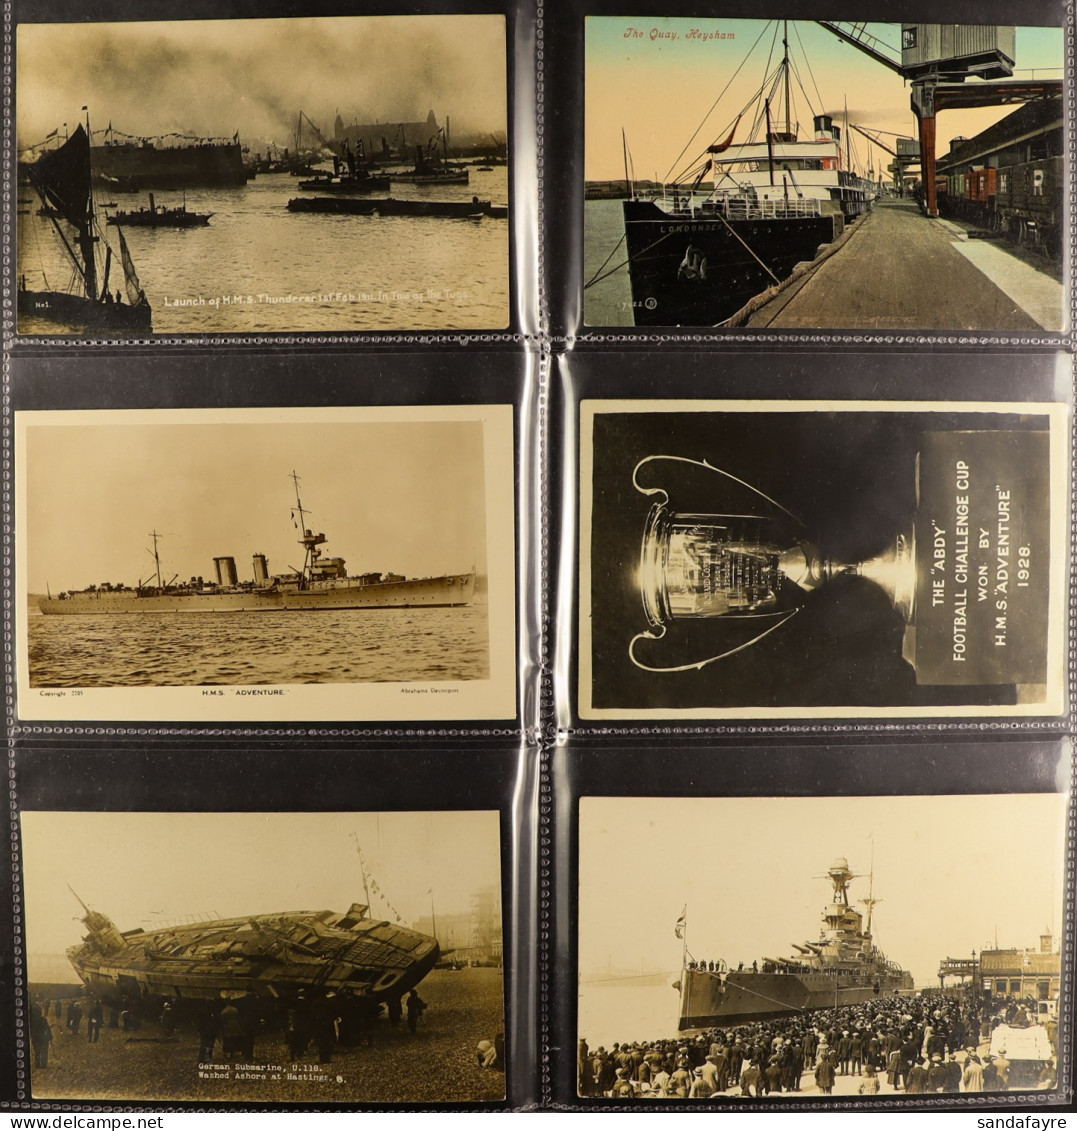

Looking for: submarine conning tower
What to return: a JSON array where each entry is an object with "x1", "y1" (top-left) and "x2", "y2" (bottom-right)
[{"x1": 80, "y1": 908, "x2": 129, "y2": 954}]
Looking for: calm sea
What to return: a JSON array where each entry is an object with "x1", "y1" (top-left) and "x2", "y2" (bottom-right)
[
  {"x1": 17, "y1": 167, "x2": 508, "y2": 334},
  {"x1": 27, "y1": 603, "x2": 489, "y2": 687},
  {"x1": 577, "y1": 981, "x2": 683, "y2": 1050},
  {"x1": 583, "y1": 198, "x2": 633, "y2": 328}
]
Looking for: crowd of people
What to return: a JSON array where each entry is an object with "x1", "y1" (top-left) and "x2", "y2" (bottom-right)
[
  {"x1": 29, "y1": 985, "x2": 435, "y2": 1070},
  {"x1": 579, "y1": 991, "x2": 1058, "y2": 1100}
]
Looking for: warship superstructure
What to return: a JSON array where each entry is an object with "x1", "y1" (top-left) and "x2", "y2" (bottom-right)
[
  {"x1": 38, "y1": 472, "x2": 475, "y2": 615},
  {"x1": 678, "y1": 858, "x2": 914, "y2": 1029}
]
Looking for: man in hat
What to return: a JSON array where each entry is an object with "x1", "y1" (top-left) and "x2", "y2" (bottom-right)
[
  {"x1": 689, "y1": 1066, "x2": 714, "y2": 1098},
  {"x1": 905, "y1": 1056, "x2": 930, "y2": 1094},
  {"x1": 926, "y1": 1054, "x2": 948, "y2": 1092},
  {"x1": 962, "y1": 1052, "x2": 985, "y2": 1092},
  {"x1": 993, "y1": 1048, "x2": 1011, "y2": 1091},
  {"x1": 610, "y1": 1067, "x2": 635, "y2": 1098}
]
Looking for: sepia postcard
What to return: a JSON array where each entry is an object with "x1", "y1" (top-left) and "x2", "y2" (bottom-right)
[
  {"x1": 578, "y1": 399, "x2": 1068, "y2": 720},
  {"x1": 584, "y1": 17, "x2": 1065, "y2": 331},
  {"x1": 21, "y1": 809, "x2": 506, "y2": 1103},
  {"x1": 15, "y1": 405, "x2": 517, "y2": 723},
  {"x1": 16, "y1": 14, "x2": 509, "y2": 336},
  {"x1": 577, "y1": 793, "x2": 1068, "y2": 1101}
]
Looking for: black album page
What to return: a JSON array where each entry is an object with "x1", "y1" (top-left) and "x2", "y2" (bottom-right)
[
  {"x1": 545, "y1": 0, "x2": 1075, "y2": 1114},
  {"x1": 3, "y1": 0, "x2": 541, "y2": 1111},
  {"x1": 2, "y1": 0, "x2": 1077, "y2": 1118}
]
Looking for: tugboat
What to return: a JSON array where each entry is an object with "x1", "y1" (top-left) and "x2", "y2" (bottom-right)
[
  {"x1": 106, "y1": 192, "x2": 212, "y2": 227},
  {"x1": 18, "y1": 119, "x2": 152, "y2": 332},
  {"x1": 297, "y1": 139, "x2": 390, "y2": 194},
  {"x1": 39, "y1": 471, "x2": 475, "y2": 614},
  {"x1": 391, "y1": 126, "x2": 469, "y2": 186},
  {"x1": 677, "y1": 857, "x2": 914, "y2": 1029},
  {"x1": 618, "y1": 21, "x2": 876, "y2": 327}
]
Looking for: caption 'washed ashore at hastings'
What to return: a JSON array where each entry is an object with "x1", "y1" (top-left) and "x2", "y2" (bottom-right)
[
  {"x1": 585, "y1": 20, "x2": 1064, "y2": 330},
  {"x1": 16, "y1": 16, "x2": 508, "y2": 335}
]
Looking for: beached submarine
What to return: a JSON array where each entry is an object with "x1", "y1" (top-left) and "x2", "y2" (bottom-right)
[{"x1": 65, "y1": 893, "x2": 440, "y2": 1010}]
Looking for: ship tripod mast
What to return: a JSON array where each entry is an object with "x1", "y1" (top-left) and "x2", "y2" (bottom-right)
[
  {"x1": 147, "y1": 529, "x2": 164, "y2": 590},
  {"x1": 290, "y1": 470, "x2": 326, "y2": 587}
]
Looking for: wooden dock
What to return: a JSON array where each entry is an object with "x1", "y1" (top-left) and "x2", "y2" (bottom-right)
[{"x1": 745, "y1": 199, "x2": 1061, "y2": 331}]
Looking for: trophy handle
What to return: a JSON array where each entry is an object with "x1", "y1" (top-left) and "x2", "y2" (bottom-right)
[
  {"x1": 632, "y1": 455, "x2": 803, "y2": 525},
  {"x1": 628, "y1": 609, "x2": 801, "y2": 673}
]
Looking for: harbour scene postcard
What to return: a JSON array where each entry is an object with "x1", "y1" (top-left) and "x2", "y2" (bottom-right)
[
  {"x1": 584, "y1": 18, "x2": 1065, "y2": 331},
  {"x1": 578, "y1": 793, "x2": 1068, "y2": 1102},
  {"x1": 21, "y1": 809, "x2": 506, "y2": 1103},
  {"x1": 15, "y1": 15, "x2": 509, "y2": 336},
  {"x1": 578, "y1": 399, "x2": 1069, "y2": 720},
  {"x1": 15, "y1": 405, "x2": 517, "y2": 723}
]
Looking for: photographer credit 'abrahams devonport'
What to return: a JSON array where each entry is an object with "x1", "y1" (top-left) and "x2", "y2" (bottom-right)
[
  {"x1": 21, "y1": 811, "x2": 506, "y2": 1104},
  {"x1": 577, "y1": 794, "x2": 1067, "y2": 1101},
  {"x1": 584, "y1": 19, "x2": 1064, "y2": 331},
  {"x1": 579, "y1": 401, "x2": 1067, "y2": 720},
  {"x1": 16, "y1": 15, "x2": 509, "y2": 335},
  {"x1": 16, "y1": 406, "x2": 518, "y2": 723}
]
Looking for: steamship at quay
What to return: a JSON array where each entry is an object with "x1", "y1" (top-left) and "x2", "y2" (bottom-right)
[
  {"x1": 678, "y1": 858, "x2": 913, "y2": 1030},
  {"x1": 38, "y1": 474, "x2": 475, "y2": 615},
  {"x1": 620, "y1": 23, "x2": 875, "y2": 326}
]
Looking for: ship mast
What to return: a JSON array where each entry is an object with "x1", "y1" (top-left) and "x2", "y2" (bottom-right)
[
  {"x1": 861, "y1": 841, "x2": 881, "y2": 939},
  {"x1": 782, "y1": 21, "x2": 792, "y2": 139},
  {"x1": 148, "y1": 529, "x2": 164, "y2": 590},
  {"x1": 290, "y1": 469, "x2": 326, "y2": 586},
  {"x1": 81, "y1": 108, "x2": 99, "y2": 302}
]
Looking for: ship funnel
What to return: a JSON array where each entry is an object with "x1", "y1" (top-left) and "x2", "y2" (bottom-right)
[
  {"x1": 813, "y1": 114, "x2": 834, "y2": 141},
  {"x1": 253, "y1": 553, "x2": 269, "y2": 583},
  {"x1": 213, "y1": 556, "x2": 238, "y2": 587}
]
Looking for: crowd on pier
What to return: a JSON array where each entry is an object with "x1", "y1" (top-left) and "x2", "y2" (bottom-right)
[{"x1": 579, "y1": 992, "x2": 1058, "y2": 1100}]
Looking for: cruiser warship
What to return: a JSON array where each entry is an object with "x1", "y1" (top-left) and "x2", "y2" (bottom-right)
[
  {"x1": 66, "y1": 892, "x2": 440, "y2": 1010},
  {"x1": 678, "y1": 857, "x2": 913, "y2": 1029},
  {"x1": 38, "y1": 472, "x2": 475, "y2": 614}
]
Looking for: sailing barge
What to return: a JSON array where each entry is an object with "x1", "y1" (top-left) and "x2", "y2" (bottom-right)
[{"x1": 18, "y1": 122, "x2": 152, "y2": 332}]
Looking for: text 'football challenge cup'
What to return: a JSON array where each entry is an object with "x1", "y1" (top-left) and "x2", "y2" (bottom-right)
[
  {"x1": 630, "y1": 454, "x2": 916, "y2": 673},
  {"x1": 629, "y1": 433, "x2": 1051, "y2": 694}
]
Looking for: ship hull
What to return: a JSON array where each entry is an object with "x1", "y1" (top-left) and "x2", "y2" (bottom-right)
[
  {"x1": 296, "y1": 176, "x2": 391, "y2": 193},
  {"x1": 391, "y1": 171, "x2": 469, "y2": 185},
  {"x1": 39, "y1": 573, "x2": 475, "y2": 614},
  {"x1": 107, "y1": 211, "x2": 211, "y2": 228},
  {"x1": 678, "y1": 968, "x2": 913, "y2": 1029},
  {"x1": 92, "y1": 142, "x2": 249, "y2": 190},
  {"x1": 622, "y1": 199, "x2": 842, "y2": 326},
  {"x1": 66, "y1": 911, "x2": 439, "y2": 1008},
  {"x1": 17, "y1": 288, "x2": 152, "y2": 333}
]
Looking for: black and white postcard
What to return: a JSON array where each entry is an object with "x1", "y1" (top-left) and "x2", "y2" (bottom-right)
[
  {"x1": 578, "y1": 793, "x2": 1067, "y2": 1101},
  {"x1": 16, "y1": 14, "x2": 509, "y2": 336},
  {"x1": 21, "y1": 809, "x2": 506, "y2": 1103},
  {"x1": 584, "y1": 18, "x2": 1065, "y2": 331},
  {"x1": 16, "y1": 405, "x2": 517, "y2": 722},
  {"x1": 579, "y1": 399, "x2": 1068, "y2": 719}
]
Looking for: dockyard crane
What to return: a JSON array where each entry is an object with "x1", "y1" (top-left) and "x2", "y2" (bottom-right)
[{"x1": 814, "y1": 21, "x2": 1062, "y2": 216}]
